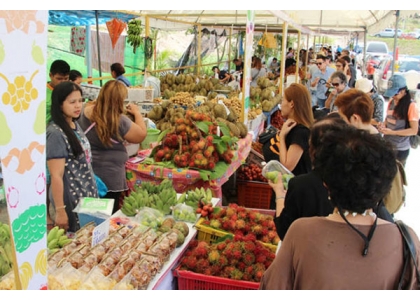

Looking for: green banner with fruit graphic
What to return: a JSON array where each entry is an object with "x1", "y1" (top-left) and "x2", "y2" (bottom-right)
[{"x1": 0, "y1": 10, "x2": 48, "y2": 290}]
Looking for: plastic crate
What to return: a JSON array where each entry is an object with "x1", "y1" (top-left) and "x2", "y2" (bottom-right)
[
  {"x1": 173, "y1": 267, "x2": 260, "y2": 290},
  {"x1": 194, "y1": 212, "x2": 277, "y2": 252},
  {"x1": 194, "y1": 218, "x2": 233, "y2": 244},
  {"x1": 237, "y1": 180, "x2": 272, "y2": 210}
]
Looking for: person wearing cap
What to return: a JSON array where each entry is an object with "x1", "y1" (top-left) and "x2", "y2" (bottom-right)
[
  {"x1": 261, "y1": 123, "x2": 419, "y2": 290},
  {"x1": 378, "y1": 74, "x2": 419, "y2": 166},
  {"x1": 355, "y1": 77, "x2": 385, "y2": 126}
]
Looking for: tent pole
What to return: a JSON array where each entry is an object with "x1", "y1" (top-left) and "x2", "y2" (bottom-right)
[
  {"x1": 85, "y1": 25, "x2": 92, "y2": 83},
  {"x1": 95, "y1": 10, "x2": 103, "y2": 87},
  {"x1": 391, "y1": 10, "x2": 400, "y2": 76}
]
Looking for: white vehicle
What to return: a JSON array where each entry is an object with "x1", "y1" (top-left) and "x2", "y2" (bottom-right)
[
  {"x1": 356, "y1": 41, "x2": 390, "y2": 70},
  {"x1": 374, "y1": 28, "x2": 402, "y2": 38},
  {"x1": 373, "y1": 56, "x2": 420, "y2": 95}
]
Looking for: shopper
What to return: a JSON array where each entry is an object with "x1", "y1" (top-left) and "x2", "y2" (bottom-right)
[
  {"x1": 355, "y1": 77, "x2": 385, "y2": 126},
  {"x1": 69, "y1": 69, "x2": 83, "y2": 85},
  {"x1": 78, "y1": 80, "x2": 147, "y2": 214},
  {"x1": 379, "y1": 75, "x2": 419, "y2": 166},
  {"x1": 262, "y1": 83, "x2": 313, "y2": 209},
  {"x1": 211, "y1": 66, "x2": 232, "y2": 84},
  {"x1": 261, "y1": 125, "x2": 420, "y2": 289},
  {"x1": 310, "y1": 54, "x2": 335, "y2": 108},
  {"x1": 46, "y1": 81, "x2": 98, "y2": 233},
  {"x1": 110, "y1": 62, "x2": 131, "y2": 87},
  {"x1": 250, "y1": 57, "x2": 267, "y2": 87},
  {"x1": 324, "y1": 71, "x2": 350, "y2": 113},
  {"x1": 46, "y1": 59, "x2": 70, "y2": 229}
]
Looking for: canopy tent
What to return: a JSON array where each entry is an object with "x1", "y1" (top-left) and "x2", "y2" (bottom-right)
[{"x1": 48, "y1": 10, "x2": 420, "y2": 35}]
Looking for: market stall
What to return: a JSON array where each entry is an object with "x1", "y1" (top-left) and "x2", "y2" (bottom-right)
[{"x1": 125, "y1": 133, "x2": 253, "y2": 199}]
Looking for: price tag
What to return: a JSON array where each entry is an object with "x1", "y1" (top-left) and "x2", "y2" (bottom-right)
[{"x1": 91, "y1": 219, "x2": 110, "y2": 247}]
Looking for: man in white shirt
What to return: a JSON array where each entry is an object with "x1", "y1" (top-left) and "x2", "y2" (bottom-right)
[{"x1": 143, "y1": 69, "x2": 161, "y2": 99}]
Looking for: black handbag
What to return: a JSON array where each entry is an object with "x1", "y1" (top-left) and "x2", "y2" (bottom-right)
[{"x1": 396, "y1": 220, "x2": 420, "y2": 289}]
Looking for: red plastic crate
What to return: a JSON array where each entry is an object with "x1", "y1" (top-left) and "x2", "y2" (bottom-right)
[
  {"x1": 173, "y1": 267, "x2": 260, "y2": 290},
  {"x1": 237, "y1": 180, "x2": 273, "y2": 209}
]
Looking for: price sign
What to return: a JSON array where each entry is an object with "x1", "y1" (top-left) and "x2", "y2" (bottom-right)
[{"x1": 91, "y1": 219, "x2": 110, "y2": 247}]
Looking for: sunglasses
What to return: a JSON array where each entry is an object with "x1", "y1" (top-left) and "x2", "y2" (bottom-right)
[{"x1": 331, "y1": 83, "x2": 341, "y2": 87}]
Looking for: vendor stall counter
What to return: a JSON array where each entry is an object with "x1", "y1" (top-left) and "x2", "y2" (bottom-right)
[{"x1": 125, "y1": 133, "x2": 253, "y2": 199}]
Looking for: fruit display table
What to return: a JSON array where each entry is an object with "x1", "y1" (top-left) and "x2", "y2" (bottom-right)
[
  {"x1": 125, "y1": 133, "x2": 253, "y2": 199},
  {"x1": 111, "y1": 196, "x2": 221, "y2": 290}
]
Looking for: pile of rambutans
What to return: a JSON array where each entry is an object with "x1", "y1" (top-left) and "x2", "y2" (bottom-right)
[
  {"x1": 201, "y1": 203, "x2": 280, "y2": 246},
  {"x1": 179, "y1": 235, "x2": 276, "y2": 282}
]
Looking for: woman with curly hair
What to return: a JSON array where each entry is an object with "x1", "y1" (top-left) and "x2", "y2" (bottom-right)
[
  {"x1": 261, "y1": 125, "x2": 420, "y2": 289},
  {"x1": 79, "y1": 80, "x2": 147, "y2": 213}
]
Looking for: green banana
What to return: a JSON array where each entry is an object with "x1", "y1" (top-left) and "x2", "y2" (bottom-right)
[
  {"x1": 47, "y1": 226, "x2": 59, "y2": 243},
  {"x1": 177, "y1": 192, "x2": 187, "y2": 204},
  {"x1": 58, "y1": 237, "x2": 72, "y2": 248},
  {"x1": 48, "y1": 238, "x2": 58, "y2": 250}
]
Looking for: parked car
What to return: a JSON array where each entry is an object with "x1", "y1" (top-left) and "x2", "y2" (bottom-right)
[
  {"x1": 373, "y1": 56, "x2": 420, "y2": 95},
  {"x1": 355, "y1": 41, "x2": 390, "y2": 70},
  {"x1": 374, "y1": 28, "x2": 402, "y2": 38}
]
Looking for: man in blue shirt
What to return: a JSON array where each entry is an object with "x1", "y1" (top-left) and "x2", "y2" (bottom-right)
[{"x1": 310, "y1": 54, "x2": 335, "y2": 108}]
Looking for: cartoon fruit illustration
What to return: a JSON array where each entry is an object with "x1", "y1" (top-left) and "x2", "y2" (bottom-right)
[
  {"x1": 0, "y1": 70, "x2": 39, "y2": 113},
  {"x1": 0, "y1": 110, "x2": 12, "y2": 145},
  {"x1": 31, "y1": 41, "x2": 44, "y2": 65},
  {"x1": 33, "y1": 99, "x2": 46, "y2": 134},
  {"x1": 34, "y1": 249, "x2": 47, "y2": 275},
  {"x1": 0, "y1": 40, "x2": 5, "y2": 65}
]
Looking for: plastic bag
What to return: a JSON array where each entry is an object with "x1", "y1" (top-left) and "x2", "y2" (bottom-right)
[
  {"x1": 172, "y1": 203, "x2": 197, "y2": 223},
  {"x1": 262, "y1": 160, "x2": 294, "y2": 189},
  {"x1": 135, "y1": 207, "x2": 165, "y2": 229}
]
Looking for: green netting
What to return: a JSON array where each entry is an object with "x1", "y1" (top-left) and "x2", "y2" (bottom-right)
[{"x1": 47, "y1": 25, "x2": 145, "y2": 86}]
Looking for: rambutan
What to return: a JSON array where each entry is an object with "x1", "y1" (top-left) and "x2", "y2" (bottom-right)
[
  {"x1": 267, "y1": 230, "x2": 278, "y2": 242},
  {"x1": 184, "y1": 256, "x2": 198, "y2": 271},
  {"x1": 242, "y1": 273, "x2": 254, "y2": 282},
  {"x1": 243, "y1": 233, "x2": 257, "y2": 242},
  {"x1": 232, "y1": 249, "x2": 242, "y2": 260},
  {"x1": 255, "y1": 255, "x2": 267, "y2": 264},
  {"x1": 209, "y1": 219, "x2": 221, "y2": 229},
  {"x1": 216, "y1": 242, "x2": 227, "y2": 251},
  {"x1": 237, "y1": 261, "x2": 247, "y2": 272},
  {"x1": 237, "y1": 211, "x2": 247, "y2": 220},
  {"x1": 218, "y1": 255, "x2": 229, "y2": 267},
  {"x1": 260, "y1": 235, "x2": 270, "y2": 243},
  {"x1": 253, "y1": 270, "x2": 265, "y2": 282},
  {"x1": 195, "y1": 258, "x2": 210, "y2": 274},
  {"x1": 210, "y1": 265, "x2": 222, "y2": 276},
  {"x1": 261, "y1": 228, "x2": 269, "y2": 236},
  {"x1": 242, "y1": 241, "x2": 256, "y2": 252},
  {"x1": 208, "y1": 249, "x2": 221, "y2": 265},
  {"x1": 225, "y1": 207, "x2": 236, "y2": 217},
  {"x1": 230, "y1": 268, "x2": 244, "y2": 280},
  {"x1": 251, "y1": 224, "x2": 263, "y2": 235},
  {"x1": 233, "y1": 230, "x2": 244, "y2": 240},
  {"x1": 243, "y1": 252, "x2": 256, "y2": 265}
]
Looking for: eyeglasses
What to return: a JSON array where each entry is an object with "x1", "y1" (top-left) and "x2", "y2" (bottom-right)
[
  {"x1": 316, "y1": 62, "x2": 323, "y2": 65},
  {"x1": 331, "y1": 83, "x2": 341, "y2": 87}
]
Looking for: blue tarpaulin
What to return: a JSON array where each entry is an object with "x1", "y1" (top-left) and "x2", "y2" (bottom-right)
[{"x1": 48, "y1": 10, "x2": 137, "y2": 26}]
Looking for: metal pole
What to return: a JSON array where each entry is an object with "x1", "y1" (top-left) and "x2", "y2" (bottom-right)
[
  {"x1": 363, "y1": 27, "x2": 367, "y2": 78},
  {"x1": 95, "y1": 10, "x2": 103, "y2": 87},
  {"x1": 391, "y1": 10, "x2": 400, "y2": 76}
]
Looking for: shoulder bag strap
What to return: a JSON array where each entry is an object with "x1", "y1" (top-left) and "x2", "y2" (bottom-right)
[
  {"x1": 84, "y1": 122, "x2": 96, "y2": 135},
  {"x1": 396, "y1": 220, "x2": 420, "y2": 289}
]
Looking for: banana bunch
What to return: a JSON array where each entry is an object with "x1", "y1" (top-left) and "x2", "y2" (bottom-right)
[
  {"x1": 177, "y1": 187, "x2": 213, "y2": 210},
  {"x1": 0, "y1": 221, "x2": 13, "y2": 278},
  {"x1": 151, "y1": 188, "x2": 178, "y2": 215},
  {"x1": 121, "y1": 188, "x2": 152, "y2": 216},
  {"x1": 121, "y1": 179, "x2": 178, "y2": 216},
  {"x1": 47, "y1": 226, "x2": 72, "y2": 252},
  {"x1": 127, "y1": 19, "x2": 143, "y2": 53}
]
